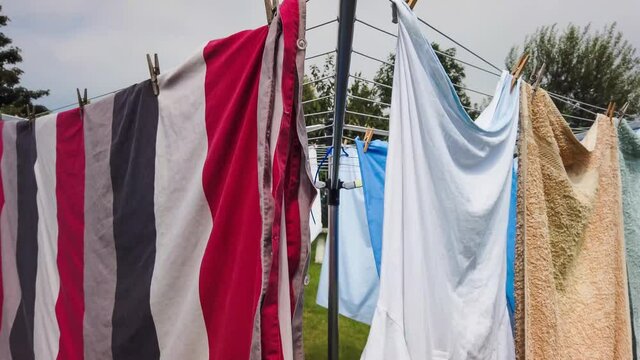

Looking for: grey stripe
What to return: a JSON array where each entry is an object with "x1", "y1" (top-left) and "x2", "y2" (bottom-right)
[
  {"x1": 251, "y1": 16, "x2": 282, "y2": 360},
  {"x1": 83, "y1": 95, "x2": 117, "y2": 360},
  {"x1": 10, "y1": 120, "x2": 38, "y2": 360},
  {"x1": 0, "y1": 121, "x2": 19, "y2": 360}
]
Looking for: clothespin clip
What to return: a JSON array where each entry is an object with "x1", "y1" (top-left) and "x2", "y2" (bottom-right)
[
  {"x1": 406, "y1": 0, "x2": 419, "y2": 9},
  {"x1": 265, "y1": 0, "x2": 279, "y2": 24},
  {"x1": 510, "y1": 52, "x2": 529, "y2": 92},
  {"x1": 25, "y1": 105, "x2": 36, "y2": 123},
  {"x1": 606, "y1": 101, "x2": 616, "y2": 123},
  {"x1": 77, "y1": 88, "x2": 89, "y2": 112},
  {"x1": 363, "y1": 128, "x2": 374, "y2": 152},
  {"x1": 532, "y1": 63, "x2": 546, "y2": 92},
  {"x1": 146, "y1": 53, "x2": 160, "y2": 96},
  {"x1": 617, "y1": 102, "x2": 629, "y2": 128}
]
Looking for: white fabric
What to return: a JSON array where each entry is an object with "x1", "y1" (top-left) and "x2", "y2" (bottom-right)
[
  {"x1": 0, "y1": 122, "x2": 19, "y2": 360},
  {"x1": 150, "y1": 49, "x2": 210, "y2": 358},
  {"x1": 317, "y1": 147, "x2": 379, "y2": 324},
  {"x1": 33, "y1": 115, "x2": 60, "y2": 359},
  {"x1": 362, "y1": 1, "x2": 519, "y2": 359},
  {"x1": 308, "y1": 146, "x2": 323, "y2": 242}
]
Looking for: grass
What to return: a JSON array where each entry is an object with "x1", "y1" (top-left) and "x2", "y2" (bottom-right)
[{"x1": 303, "y1": 234, "x2": 371, "y2": 359}]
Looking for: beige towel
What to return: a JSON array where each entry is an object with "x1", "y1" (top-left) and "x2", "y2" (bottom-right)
[{"x1": 514, "y1": 83, "x2": 632, "y2": 359}]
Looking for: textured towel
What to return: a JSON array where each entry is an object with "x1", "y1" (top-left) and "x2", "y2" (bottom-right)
[
  {"x1": 514, "y1": 84, "x2": 632, "y2": 359},
  {"x1": 618, "y1": 120, "x2": 640, "y2": 357}
]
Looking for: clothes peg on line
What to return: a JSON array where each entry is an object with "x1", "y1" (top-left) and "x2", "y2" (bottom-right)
[
  {"x1": 77, "y1": 88, "x2": 89, "y2": 111},
  {"x1": 363, "y1": 128, "x2": 374, "y2": 152},
  {"x1": 532, "y1": 63, "x2": 546, "y2": 92},
  {"x1": 25, "y1": 104, "x2": 36, "y2": 123},
  {"x1": 406, "y1": 0, "x2": 419, "y2": 9},
  {"x1": 617, "y1": 102, "x2": 630, "y2": 128},
  {"x1": 606, "y1": 101, "x2": 616, "y2": 123},
  {"x1": 146, "y1": 53, "x2": 160, "y2": 96},
  {"x1": 510, "y1": 52, "x2": 529, "y2": 92},
  {"x1": 264, "y1": 0, "x2": 279, "y2": 24}
]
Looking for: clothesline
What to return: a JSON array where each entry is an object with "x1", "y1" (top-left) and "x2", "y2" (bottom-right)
[{"x1": 33, "y1": 5, "x2": 630, "y2": 123}]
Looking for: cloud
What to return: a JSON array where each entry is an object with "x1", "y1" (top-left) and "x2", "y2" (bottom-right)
[{"x1": 4, "y1": 0, "x2": 640, "y2": 110}]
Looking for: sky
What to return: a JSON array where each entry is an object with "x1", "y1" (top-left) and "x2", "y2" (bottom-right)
[{"x1": 5, "y1": 0, "x2": 640, "y2": 111}]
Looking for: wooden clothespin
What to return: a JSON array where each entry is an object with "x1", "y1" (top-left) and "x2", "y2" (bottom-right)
[
  {"x1": 606, "y1": 101, "x2": 616, "y2": 123},
  {"x1": 146, "y1": 53, "x2": 160, "y2": 96},
  {"x1": 363, "y1": 128, "x2": 374, "y2": 152},
  {"x1": 265, "y1": 0, "x2": 279, "y2": 24},
  {"x1": 25, "y1": 105, "x2": 36, "y2": 123},
  {"x1": 510, "y1": 53, "x2": 530, "y2": 92},
  {"x1": 77, "y1": 88, "x2": 89, "y2": 112},
  {"x1": 617, "y1": 102, "x2": 630, "y2": 129},
  {"x1": 532, "y1": 63, "x2": 546, "y2": 92},
  {"x1": 406, "y1": 0, "x2": 419, "y2": 9}
]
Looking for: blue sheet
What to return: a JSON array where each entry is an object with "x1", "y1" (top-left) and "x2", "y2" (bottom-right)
[
  {"x1": 355, "y1": 138, "x2": 388, "y2": 275},
  {"x1": 506, "y1": 163, "x2": 517, "y2": 327}
]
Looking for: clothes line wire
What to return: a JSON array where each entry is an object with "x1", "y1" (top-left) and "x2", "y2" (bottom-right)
[
  {"x1": 306, "y1": 18, "x2": 338, "y2": 32},
  {"x1": 355, "y1": 18, "x2": 502, "y2": 77}
]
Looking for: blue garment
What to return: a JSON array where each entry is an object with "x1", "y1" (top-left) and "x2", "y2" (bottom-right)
[
  {"x1": 317, "y1": 146, "x2": 379, "y2": 324},
  {"x1": 355, "y1": 138, "x2": 388, "y2": 275},
  {"x1": 506, "y1": 163, "x2": 517, "y2": 327}
]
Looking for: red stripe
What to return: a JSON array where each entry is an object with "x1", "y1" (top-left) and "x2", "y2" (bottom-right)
[
  {"x1": 201, "y1": 27, "x2": 269, "y2": 360},
  {"x1": 55, "y1": 109, "x2": 85, "y2": 360},
  {"x1": 0, "y1": 121, "x2": 4, "y2": 329},
  {"x1": 261, "y1": 1, "x2": 301, "y2": 358}
]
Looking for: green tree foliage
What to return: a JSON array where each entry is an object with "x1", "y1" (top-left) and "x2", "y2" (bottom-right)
[
  {"x1": 373, "y1": 45, "x2": 473, "y2": 112},
  {"x1": 507, "y1": 23, "x2": 640, "y2": 127},
  {"x1": 0, "y1": 6, "x2": 48, "y2": 117},
  {"x1": 303, "y1": 42, "x2": 478, "y2": 141}
]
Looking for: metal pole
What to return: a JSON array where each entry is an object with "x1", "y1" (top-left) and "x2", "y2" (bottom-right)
[{"x1": 328, "y1": 0, "x2": 357, "y2": 359}]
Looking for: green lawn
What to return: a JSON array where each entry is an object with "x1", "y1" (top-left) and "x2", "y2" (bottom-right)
[{"x1": 303, "y1": 235, "x2": 370, "y2": 359}]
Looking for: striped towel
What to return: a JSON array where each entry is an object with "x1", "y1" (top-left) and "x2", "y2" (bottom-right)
[{"x1": 0, "y1": 0, "x2": 314, "y2": 359}]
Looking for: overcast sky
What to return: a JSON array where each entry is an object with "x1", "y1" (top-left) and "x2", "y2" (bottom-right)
[{"x1": 5, "y1": 0, "x2": 640, "y2": 111}]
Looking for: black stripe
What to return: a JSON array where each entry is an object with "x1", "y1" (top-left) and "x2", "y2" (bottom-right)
[
  {"x1": 10, "y1": 121, "x2": 38, "y2": 360},
  {"x1": 111, "y1": 81, "x2": 160, "y2": 360}
]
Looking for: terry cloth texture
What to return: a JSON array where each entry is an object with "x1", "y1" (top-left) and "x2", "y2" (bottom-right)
[
  {"x1": 355, "y1": 138, "x2": 388, "y2": 276},
  {"x1": 514, "y1": 83, "x2": 632, "y2": 360},
  {"x1": 618, "y1": 119, "x2": 640, "y2": 357},
  {"x1": 317, "y1": 146, "x2": 380, "y2": 324},
  {"x1": 362, "y1": 0, "x2": 518, "y2": 358},
  {"x1": 0, "y1": 0, "x2": 314, "y2": 359}
]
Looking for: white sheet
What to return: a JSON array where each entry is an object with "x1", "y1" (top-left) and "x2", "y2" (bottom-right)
[{"x1": 361, "y1": 1, "x2": 519, "y2": 358}]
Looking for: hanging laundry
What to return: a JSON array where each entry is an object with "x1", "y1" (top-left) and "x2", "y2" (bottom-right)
[
  {"x1": 617, "y1": 119, "x2": 640, "y2": 358},
  {"x1": 308, "y1": 145, "x2": 323, "y2": 242},
  {"x1": 317, "y1": 146, "x2": 379, "y2": 324},
  {"x1": 506, "y1": 164, "x2": 517, "y2": 327},
  {"x1": 362, "y1": 1, "x2": 519, "y2": 359},
  {"x1": 0, "y1": 0, "x2": 314, "y2": 359},
  {"x1": 355, "y1": 138, "x2": 387, "y2": 275},
  {"x1": 513, "y1": 84, "x2": 631, "y2": 359}
]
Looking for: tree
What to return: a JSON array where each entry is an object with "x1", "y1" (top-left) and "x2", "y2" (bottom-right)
[
  {"x1": 373, "y1": 44, "x2": 476, "y2": 117},
  {"x1": 506, "y1": 23, "x2": 640, "y2": 128},
  {"x1": 302, "y1": 41, "x2": 479, "y2": 143},
  {"x1": 0, "y1": 6, "x2": 48, "y2": 117}
]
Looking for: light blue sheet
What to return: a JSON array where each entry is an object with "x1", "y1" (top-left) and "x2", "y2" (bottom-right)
[
  {"x1": 506, "y1": 163, "x2": 517, "y2": 327},
  {"x1": 317, "y1": 146, "x2": 380, "y2": 324},
  {"x1": 355, "y1": 138, "x2": 388, "y2": 275}
]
